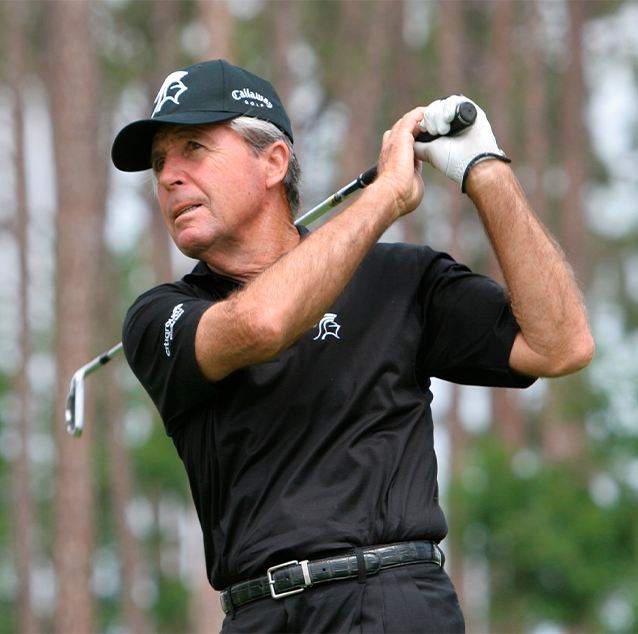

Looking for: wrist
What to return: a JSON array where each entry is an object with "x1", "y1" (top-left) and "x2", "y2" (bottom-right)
[
  {"x1": 463, "y1": 157, "x2": 513, "y2": 199},
  {"x1": 461, "y1": 153, "x2": 512, "y2": 193},
  {"x1": 363, "y1": 177, "x2": 407, "y2": 224}
]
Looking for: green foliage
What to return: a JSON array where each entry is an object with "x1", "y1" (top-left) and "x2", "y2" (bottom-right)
[
  {"x1": 131, "y1": 415, "x2": 191, "y2": 500},
  {"x1": 155, "y1": 576, "x2": 190, "y2": 634},
  {"x1": 0, "y1": 596, "x2": 15, "y2": 634},
  {"x1": 450, "y1": 435, "x2": 638, "y2": 632},
  {"x1": 0, "y1": 370, "x2": 16, "y2": 633}
]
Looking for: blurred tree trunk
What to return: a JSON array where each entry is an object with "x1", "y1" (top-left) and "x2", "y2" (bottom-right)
[
  {"x1": 48, "y1": 1, "x2": 102, "y2": 631},
  {"x1": 524, "y1": 0, "x2": 548, "y2": 222},
  {"x1": 488, "y1": 0, "x2": 513, "y2": 152},
  {"x1": 561, "y1": 0, "x2": 588, "y2": 285},
  {"x1": 487, "y1": 0, "x2": 525, "y2": 450},
  {"x1": 387, "y1": 2, "x2": 420, "y2": 245},
  {"x1": 105, "y1": 391, "x2": 152, "y2": 633},
  {"x1": 436, "y1": 0, "x2": 467, "y2": 606},
  {"x1": 8, "y1": 1, "x2": 41, "y2": 631},
  {"x1": 541, "y1": 0, "x2": 589, "y2": 464},
  {"x1": 337, "y1": 0, "x2": 393, "y2": 180},
  {"x1": 199, "y1": 0, "x2": 234, "y2": 64},
  {"x1": 97, "y1": 254, "x2": 152, "y2": 633},
  {"x1": 269, "y1": 0, "x2": 301, "y2": 109}
]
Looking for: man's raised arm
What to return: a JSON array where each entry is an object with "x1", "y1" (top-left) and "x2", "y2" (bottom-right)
[
  {"x1": 416, "y1": 95, "x2": 594, "y2": 379},
  {"x1": 465, "y1": 160, "x2": 594, "y2": 378}
]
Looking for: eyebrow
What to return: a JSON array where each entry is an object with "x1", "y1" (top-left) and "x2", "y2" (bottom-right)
[{"x1": 151, "y1": 124, "x2": 219, "y2": 165}]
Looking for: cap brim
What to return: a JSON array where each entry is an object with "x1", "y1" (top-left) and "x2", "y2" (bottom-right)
[{"x1": 111, "y1": 111, "x2": 240, "y2": 172}]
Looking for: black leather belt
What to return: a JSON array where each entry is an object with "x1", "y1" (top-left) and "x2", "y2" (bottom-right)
[{"x1": 220, "y1": 540, "x2": 443, "y2": 614}]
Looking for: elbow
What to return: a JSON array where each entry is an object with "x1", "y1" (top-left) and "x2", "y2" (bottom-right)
[
  {"x1": 579, "y1": 331, "x2": 596, "y2": 369},
  {"x1": 249, "y1": 306, "x2": 291, "y2": 358},
  {"x1": 238, "y1": 294, "x2": 305, "y2": 361},
  {"x1": 546, "y1": 330, "x2": 595, "y2": 378},
  {"x1": 195, "y1": 299, "x2": 293, "y2": 383}
]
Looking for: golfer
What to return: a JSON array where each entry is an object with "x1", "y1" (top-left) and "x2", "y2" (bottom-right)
[{"x1": 113, "y1": 60, "x2": 593, "y2": 633}]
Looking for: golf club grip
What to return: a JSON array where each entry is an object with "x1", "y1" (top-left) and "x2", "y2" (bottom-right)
[{"x1": 415, "y1": 101, "x2": 477, "y2": 143}]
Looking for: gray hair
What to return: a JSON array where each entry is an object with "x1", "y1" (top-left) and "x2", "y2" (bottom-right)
[{"x1": 229, "y1": 116, "x2": 301, "y2": 218}]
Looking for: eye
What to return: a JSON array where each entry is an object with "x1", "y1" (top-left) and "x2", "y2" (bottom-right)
[
  {"x1": 187, "y1": 140, "x2": 204, "y2": 152},
  {"x1": 153, "y1": 156, "x2": 166, "y2": 173}
]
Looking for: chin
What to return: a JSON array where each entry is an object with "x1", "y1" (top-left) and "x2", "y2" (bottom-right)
[
  {"x1": 174, "y1": 231, "x2": 214, "y2": 260},
  {"x1": 177, "y1": 244, "x2": 207, "y2": 260}
]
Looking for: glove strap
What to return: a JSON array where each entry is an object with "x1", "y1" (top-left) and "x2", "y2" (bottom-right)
[{"x1": 461, "y1": 152, "x2": 512, "y2": 193}]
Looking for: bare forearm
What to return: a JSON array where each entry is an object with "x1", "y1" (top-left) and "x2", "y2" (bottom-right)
[{"x1": 465, "y1": 160, "x2": 594, "y2": 377}]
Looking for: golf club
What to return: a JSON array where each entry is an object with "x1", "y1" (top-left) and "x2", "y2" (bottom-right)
[
  {"x1": 64, "y1": 101, "x2": 477, "y2": 437},
  {"x1": 65, "y1": 342, "x2": 124, "y2": 437}
]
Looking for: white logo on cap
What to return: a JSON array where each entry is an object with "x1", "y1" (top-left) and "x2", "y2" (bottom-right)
[
  {"x1": 231, "y1": 88, "x2": 273, "y2": 109},
  {"x1": 152, "y1": 71, "x2": 189, "y2": 117}
]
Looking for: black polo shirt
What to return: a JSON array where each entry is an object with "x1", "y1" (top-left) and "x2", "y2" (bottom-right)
[{"x1": 122, "y1": 239, "x2": 534, "y2": 591}]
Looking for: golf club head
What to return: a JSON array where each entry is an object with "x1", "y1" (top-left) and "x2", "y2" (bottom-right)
[
  {"x1": 65, "y1": 369, "x2": 86, "y2": 437},
  {"x1": 64, "y1": 342, "x2": 124, "y2": 438}
]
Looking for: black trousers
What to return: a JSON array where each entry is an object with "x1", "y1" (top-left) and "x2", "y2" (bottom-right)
[{"x1": 220, "y1": 561, "x2": 465, "y2": 633}]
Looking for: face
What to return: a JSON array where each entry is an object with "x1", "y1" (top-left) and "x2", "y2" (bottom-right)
[{"x1": 151, "y1": 123, "x2": 270, "y2": 261}]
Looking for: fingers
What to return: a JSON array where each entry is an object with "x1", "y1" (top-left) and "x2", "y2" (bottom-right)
[
  {"x1": 419, "y1": 94, "x2": 470, "y2": 137},
  {"x1": 374, "y1": 108, "x2": 426, "y2": 216},
  {"x1": 381, "y1": 107, "x2": 429, "y2": 153},
  {"x1": 421, "y1": 100, "x2": 449, "y2": 136},
  {"x1": 378, "y1": 107, "x2": 425, "y2": 173}
]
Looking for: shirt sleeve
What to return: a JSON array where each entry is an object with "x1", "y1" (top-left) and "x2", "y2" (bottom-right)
[
  {"x1": 415, "y1": 250, "x2": 536, "y2": 389},
  {"x1": 122, "y1": 283, "x2": 217, "y2": 431}
]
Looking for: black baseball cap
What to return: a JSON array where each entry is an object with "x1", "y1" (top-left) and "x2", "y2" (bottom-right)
[{"x1": 111, "y1": 59, "x2": 293, "y2": 172}]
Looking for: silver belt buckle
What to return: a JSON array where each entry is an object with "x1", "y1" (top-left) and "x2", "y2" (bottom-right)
[{"x1": 267, "y1": 560, "x2": 312, "y2": 599}]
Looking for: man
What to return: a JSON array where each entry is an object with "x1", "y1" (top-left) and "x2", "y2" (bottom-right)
[{"x1": 112, "y1": 60, "x2": 594, "y2": 633}]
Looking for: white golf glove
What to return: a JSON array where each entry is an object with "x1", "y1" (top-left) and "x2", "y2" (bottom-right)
[{"x1": 414, "y1": 94, "x2": 510, "y2": 191}]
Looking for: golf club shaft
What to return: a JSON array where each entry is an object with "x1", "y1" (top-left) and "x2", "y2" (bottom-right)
[{"x1": 65, "y1": 101, "x2": 477, "y2": 436}]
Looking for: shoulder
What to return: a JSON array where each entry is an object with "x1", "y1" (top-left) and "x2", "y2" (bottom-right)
[
  {"x1": 363, "y1": 242, "x2": 461, "y2": 283},
  {"x1": 123, "y1": 260, "x2": 240, "y2": 330},
  {"x1": 122, "y1": 264, "x2": 223, "y2": 362},
  {"x1": 123, "y1": 280, "x2": 199, "y2": 335}
]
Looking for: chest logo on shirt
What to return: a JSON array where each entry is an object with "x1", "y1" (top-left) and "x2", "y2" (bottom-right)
[
  {"x1": 313, "y1": 313, "x2": 341, "y2": 341},
  {"x1": 164, "y1": 303, "x2": 184, "y2": 357}
]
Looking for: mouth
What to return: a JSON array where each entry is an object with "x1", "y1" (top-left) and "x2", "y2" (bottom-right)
[{"x1": 175, "y1": 203, "x2": 201, "y2": 219}]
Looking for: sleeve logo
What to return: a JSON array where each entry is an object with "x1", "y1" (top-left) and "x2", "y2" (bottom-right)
[{"x1": 164, "y1": 303, "x2": 185, "y2": 357}]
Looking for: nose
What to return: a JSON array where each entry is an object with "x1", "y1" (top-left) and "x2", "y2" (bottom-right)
[{"x1": 157, "y1": 150, "x2": 188, "y2": 190}]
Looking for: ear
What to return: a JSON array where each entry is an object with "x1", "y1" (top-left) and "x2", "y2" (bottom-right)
[{"x1": 263, "y1": 140, "x2": 289, "y2": 190}]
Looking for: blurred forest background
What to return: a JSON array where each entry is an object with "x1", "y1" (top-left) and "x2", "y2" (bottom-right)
[{"x1": 1, "y1": 0, "x2": 638, "y2": 632}]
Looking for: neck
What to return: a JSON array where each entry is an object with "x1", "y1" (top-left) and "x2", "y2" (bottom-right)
[{"x1": 203, "y1": 203, "x2": 301, "y2": 282}]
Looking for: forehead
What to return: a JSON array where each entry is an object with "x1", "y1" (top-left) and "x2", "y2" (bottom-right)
[
  {"x1": 152, "y1": 123, "x2": 215, "y2": 149},
  {"x1": 151, "y1": 122, "x2": 244, "y2": 157}
]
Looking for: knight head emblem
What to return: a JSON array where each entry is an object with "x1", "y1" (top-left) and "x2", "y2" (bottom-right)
[
  {"x1": 152, "y1": 71, "x2": 189, "y2": 117},
  {"x1": 314, "y1": 313, "x2": 341, "y2": 341}
]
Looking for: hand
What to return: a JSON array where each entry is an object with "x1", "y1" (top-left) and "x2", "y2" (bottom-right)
[
  {"x1": 413, "y1": 95, "x2": 510, "y2": 191},
  {"x1": 375, "y1": 107, "x2": 426, "y2": 218}
]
